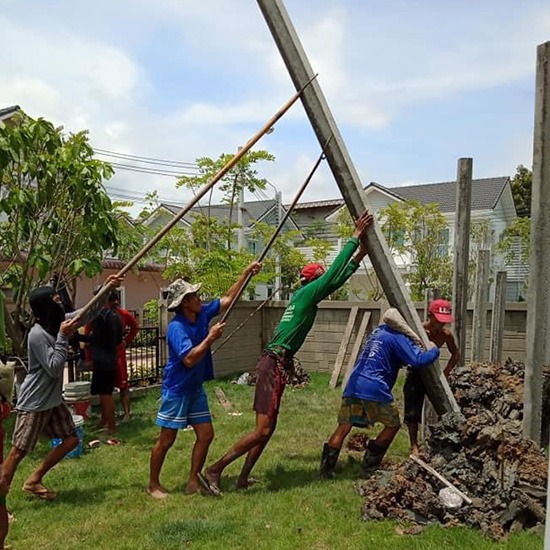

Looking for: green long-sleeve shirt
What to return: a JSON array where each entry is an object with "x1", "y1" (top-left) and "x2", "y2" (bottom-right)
[{"x1": 266, "y1": 237, "x2": 360, "y2": 355}]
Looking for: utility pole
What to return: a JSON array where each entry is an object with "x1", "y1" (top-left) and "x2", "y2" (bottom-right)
[
  {"x1": 257, "y1": 0, "x2": 459, "y2": 415},
  {"x1": 237, "y1": 146, "x2": 245, "y2": 251},
  {"x1": 274, "y1": 190, "x2": 282, "y2": 299}
]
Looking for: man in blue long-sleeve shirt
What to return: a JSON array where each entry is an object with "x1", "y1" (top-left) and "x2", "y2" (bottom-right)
[{"x1": 320, "y1": 309, "x2": 440, "y2": 478}]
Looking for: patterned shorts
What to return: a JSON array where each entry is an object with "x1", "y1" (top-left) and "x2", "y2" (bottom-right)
[
  {"x1": 337, "y1": 397, "x2": 401, "y2": 428},
  {"x1": 253, "y1": 351, "x2": 293, "y2": 417},
  {"x1": 12, "y1": 402, "x2": 76, "y2": 453},
  {"x1": 156, "y1": 387, "x2": 211, "y2": 430}
]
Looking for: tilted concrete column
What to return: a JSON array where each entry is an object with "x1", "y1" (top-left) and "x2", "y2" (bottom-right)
[
  {"x1": 256, "y1": 0, "x2": 459, "y2": 415},
  {"x1": 452, "y1": 158, "x2": 472, "y2": 369},
  {"x1": 524, "y1": 41, "x2": 550, "y2": 444}
]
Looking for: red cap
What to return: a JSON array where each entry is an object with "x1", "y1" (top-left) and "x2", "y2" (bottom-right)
[
  {"x1": 428, "y1": 299, "x2": 454, "y2": 323},
  {"x1": 299, "y1": 262, "x2": 326, "y2": 284}
]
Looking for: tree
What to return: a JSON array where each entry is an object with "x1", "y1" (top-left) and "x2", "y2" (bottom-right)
[
  {"x1": 511, "y1": 165, "x2": 532, "y2": 218},
  {"x1": 335, "y1": 208, "x2": 385, "y2": 300},
  {"x1": 0, "y1": 113, "x2": 118, "y2": 354},
  {"x1": 177, "y1": 150, "x2": 274, "y2": 249},
  {"x1": 378, "y1": 201, "x2": 452, "y2": 301}
]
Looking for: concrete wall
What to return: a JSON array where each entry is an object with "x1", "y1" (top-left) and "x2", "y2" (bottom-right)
[{"x1": 216, "y1": 301, "x2": 527, "y2": 379}]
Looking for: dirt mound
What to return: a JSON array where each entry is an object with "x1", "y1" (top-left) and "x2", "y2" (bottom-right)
[{"x1": 357, "y1": 360, "x2": 548, "y2": 540}]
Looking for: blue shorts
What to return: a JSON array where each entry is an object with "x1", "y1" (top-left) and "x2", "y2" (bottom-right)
[{"x1": 156, "y1": 387, "x2": 211, "y2": 430}]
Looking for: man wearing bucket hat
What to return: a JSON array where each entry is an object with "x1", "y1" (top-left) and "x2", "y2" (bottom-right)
[
  {"x1": 0, "y1": 275, "x2": 122, "y2": 504},
  {"x1": 147, "y1": 261, "x2": 261, "y2": 499},
  {"x1": 403, "y1": 298, "x2": 460, "y2": 455},
  {"x1": 202, "y1": 210, "x2": 374, "y2": 495}
]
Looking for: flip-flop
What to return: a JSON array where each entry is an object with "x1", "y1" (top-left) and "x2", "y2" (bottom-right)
[
  {"x1": 88, "y1": 439, "x2": 101, "y2": 449},
  {"x1": 105, "y1": 438, "x2": 121, "y2": 446},
  {"x1": 22, "y1": 485, "x2": 57, "y2": 501},
  {"x1": 197, "y1": 472, "x2": 222, "y2": 497}
]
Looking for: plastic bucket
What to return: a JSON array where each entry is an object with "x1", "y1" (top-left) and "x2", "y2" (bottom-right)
[
  {"x1": 65, "y1": 397, "x2": 92, "y2": 421},
  {"x1": 51, "y1": 415, "x2": 84, "y2": 459}
]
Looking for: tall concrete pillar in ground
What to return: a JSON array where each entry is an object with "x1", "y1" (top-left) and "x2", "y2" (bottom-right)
[
  {"x1": 452, "y1": 158, "x2": 472, "y2": 369},
  {"x1": 256, "y1": 0, "x2": 459, "y2": 415},
  {"x1": 524, "y1": 41, "x2": 550, "y2": 444},
  {"x1": 471, "y1": 249, "x2": 490, "y2": 363},
  {"x1": 489, "y1": 271, "x2": 507, "y2": 364}
]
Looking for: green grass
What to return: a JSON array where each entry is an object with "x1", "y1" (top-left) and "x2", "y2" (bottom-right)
[{"x1": 4, "y1": 372, "x2": 544, "y2": 549}]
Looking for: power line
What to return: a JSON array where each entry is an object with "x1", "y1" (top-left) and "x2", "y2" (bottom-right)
[
  {"x1": 108, "y1": 161, "x2": 198, "y2": 178},
  {"x1": 94, "y1": 148, "x2": 200, "y2": 169}
]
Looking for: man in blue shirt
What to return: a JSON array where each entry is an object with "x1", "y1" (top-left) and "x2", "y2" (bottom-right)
[
  {"x1": 320, "y1": 309, "x2": 440, "y2": 478},
  {"x1": 147, "y1": 262, "x2": 261, "y2": 499}
]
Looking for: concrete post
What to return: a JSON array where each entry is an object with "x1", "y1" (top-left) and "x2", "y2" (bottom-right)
[
  {"x1": 452, "y1": 158, "x2": 473, "y2": 369},
  {"x1": 256, "y1": 0, "x2": 459, "y2": 415},
  {"x1": 524, "y1": 41, "x2": 550, "y2": 444},
  {"x1": 489, "y1": 271, "x2": 507, "y2": 364},
  {"x1": 471, "y1": 249, "x2": 490, "y2": 363}
]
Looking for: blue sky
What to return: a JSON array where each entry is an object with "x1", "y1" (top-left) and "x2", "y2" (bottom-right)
[{"x1": 1, "y1": 0, "x2": 548, "y2": 209}]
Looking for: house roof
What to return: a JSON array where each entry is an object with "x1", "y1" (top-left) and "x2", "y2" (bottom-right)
[
  {"x1": 0, "y1": 105, "x2": 21, "y2": 121},
  {"x1": 293, "y1": 176, "x2": 511, "y2": 214},
  {"x1": 158, "y1": 199, "x2": 279, "y2": 227},
  {"x1": 369, "y1": 176, "x2": 511, "y2": 212}
]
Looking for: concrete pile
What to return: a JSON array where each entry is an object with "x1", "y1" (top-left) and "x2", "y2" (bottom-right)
[{"x1": 356, "y1": 360, "x2": 548, "y2": 540}]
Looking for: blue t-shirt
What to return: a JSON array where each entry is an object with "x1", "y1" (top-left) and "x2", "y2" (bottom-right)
[
  {"x1": 162, "y1": 299, "x2": 221, "y2": 396},
  {"x1": 343, "y1": 325, "x2": 440, "y2": 403}
]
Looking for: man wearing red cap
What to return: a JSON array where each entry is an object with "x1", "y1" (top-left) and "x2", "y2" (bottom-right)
[
  {"x1": 403, "y1": 298, "x2": 460, "y2": 455},
  {"x1": 202, "y1": 210, "x2": 374, "y2": 494}
]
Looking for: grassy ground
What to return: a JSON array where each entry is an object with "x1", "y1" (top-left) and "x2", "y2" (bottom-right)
[{"x1": 4, "y1": 372, "x2": 544, "y2": 549}]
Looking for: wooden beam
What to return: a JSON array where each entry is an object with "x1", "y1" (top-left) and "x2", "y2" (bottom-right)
[
  {"x1": 489, "y1": 271, "x2": 507, "y2": 364},
  {"x1": 342, "y1": 312, "x2": 371, "y2": 389},
  {"x1": 329, "y1": 306, "x2": 359, "y2": 388},
  {"x1": 471, "y1": 249, "x2": 490, "y2": 363}
]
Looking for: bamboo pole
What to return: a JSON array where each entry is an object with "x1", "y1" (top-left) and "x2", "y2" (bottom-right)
[
  {"x1": 76, "y1": 76, "x2": 317, "y2": 321},
  {"x1": 219, "y1": 135, "x2": 332, "y2": 323}
]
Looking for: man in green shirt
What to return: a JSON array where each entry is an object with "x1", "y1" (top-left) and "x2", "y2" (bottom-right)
[{"x1": 200, "y1": 210, "x2": 374, "y2": 495}]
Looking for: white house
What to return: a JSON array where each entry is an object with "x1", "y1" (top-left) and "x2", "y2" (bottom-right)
[{"x1": 291, "y1": 176, "x2": 524, "y2": 301}]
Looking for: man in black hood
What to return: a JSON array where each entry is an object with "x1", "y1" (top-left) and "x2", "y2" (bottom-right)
[{"x1": 0, "y1": 275, "x2": 121, "y2": 505}]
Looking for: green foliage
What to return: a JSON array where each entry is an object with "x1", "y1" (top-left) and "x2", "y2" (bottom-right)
[
  {"x1": 379, "y1": 201, "x2": 452, "y2": 301},
  {"x1": 496, "y1": 217, "x2": 530, "y2": 265},
  {"x1": 0, "y1": 112, "x2": 117, "y2": 352},
  {"x1": 511, "y1": 164, "x2": 532, "y2": 218}
]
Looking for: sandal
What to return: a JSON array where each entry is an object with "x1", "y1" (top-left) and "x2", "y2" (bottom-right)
[
  {"x1": 105, "y1": 438, "x2": 121, "y2": 446},
  {"x1": 197, "y1": 472, "x2": 222, "y2": 497},
  {"x1": 22, "y1": 484, "x2": 57, "y2": 501},
  {"x1": 88, "y1": 439, "x2": 101, "y2": 449}
]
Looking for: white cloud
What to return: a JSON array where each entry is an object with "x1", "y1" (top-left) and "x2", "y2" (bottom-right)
[{"x1": 0, "y1": 0, "x2": 547, "y2": 206}]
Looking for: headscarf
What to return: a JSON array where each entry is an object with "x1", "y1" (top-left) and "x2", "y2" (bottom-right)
[{"x1": 29, "y1": 286, "x2": 65, "y2": 337}]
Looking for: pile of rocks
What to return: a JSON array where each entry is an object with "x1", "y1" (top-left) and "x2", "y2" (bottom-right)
[{"x1": 356, "y1": 360, "x2": 548, "y2": 540}]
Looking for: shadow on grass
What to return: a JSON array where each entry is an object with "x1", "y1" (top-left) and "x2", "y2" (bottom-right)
[
  {"x1": 261, "y1": 461, "x2": 364, "y2": 493},
  {"x1": 150, "y1": 518, "x2": 235, "y2": 546},
  {"x1": 24, "y1": 483, "x2": 115, "y2": 507}
]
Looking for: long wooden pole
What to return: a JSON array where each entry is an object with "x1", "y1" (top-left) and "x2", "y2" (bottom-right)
[
  {"x1": 219, "y1": 136, "x2": 332, "y2": 323},
  {"x1": 76, "y1": 77, "x2": 317, "y2": 321}
]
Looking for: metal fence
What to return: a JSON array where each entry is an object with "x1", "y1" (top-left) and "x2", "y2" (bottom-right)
[{"x1": 68, "y1": 326, "x2": 165, "y2": 387}]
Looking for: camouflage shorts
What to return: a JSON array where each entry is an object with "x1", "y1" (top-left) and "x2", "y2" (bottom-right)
[{"x1": 337, "y1": 397, "x2": 401, "y2": 428}]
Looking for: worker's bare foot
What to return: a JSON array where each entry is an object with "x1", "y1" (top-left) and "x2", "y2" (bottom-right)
[
  {"x1": 235, "y1": 477, "x2": 258, "y2": 490},
  {"x1": 146, "y1": 484, "x2": 169, "y2": 499},
  {"x1": 184, "y1": 481, "x2": 202, "y2": 495}
]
